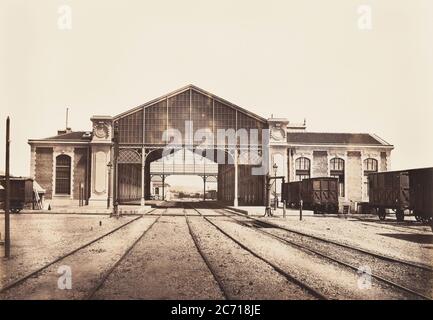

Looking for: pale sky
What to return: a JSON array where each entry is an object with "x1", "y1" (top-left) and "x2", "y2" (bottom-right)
[{"x1": 1, "y1": 0, "x2": 432, "y2": 180}]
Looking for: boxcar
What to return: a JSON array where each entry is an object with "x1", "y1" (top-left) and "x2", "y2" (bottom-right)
[
  {"x1": 368, "y1": 167, "x2": 433, "y2": 222},
  {"x1": 282, "y1": 181, "x2": 301, "y2": 208},
  {"x1": 0, "y1": 177, "x2": 34, "y2": 213},
  {"x1": 408, "y1": 168, "x2": 433, "y2": 223},
  {"x1": 282, "y1": 177, "x2": 339, "y2": 214}
]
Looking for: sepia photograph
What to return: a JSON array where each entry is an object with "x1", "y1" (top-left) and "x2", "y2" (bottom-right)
[{"x1": 0, "y1": 0, "x2": 432, "y2": 314}]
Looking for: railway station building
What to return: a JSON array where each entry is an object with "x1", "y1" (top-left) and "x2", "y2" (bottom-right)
[{"x1": 28, "y1": 85, "x2": 394, "y2": 212}]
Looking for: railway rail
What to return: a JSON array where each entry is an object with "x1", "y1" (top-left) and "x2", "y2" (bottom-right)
[
  {"x1": 350, "y1": 217, "x2": 433, "y2": 233},
  {"x1": 183, "y1": 207, "x2": 231, "y2": 300},
  {"x1": 86, "y1": 209, "x2": 165, "y2": 299},
  {"x1": 223, "y1": 206, "x2": 433, "y2": 272},
  {"x1": 188, "y1": 204, "x2": 328, "y2": 300},
  {"x1": 0, "y1": 208, "x2": 162, "y2": 297},
  {"x1": 213, "y1": 205, "x2": 432, "y2": 300},
  {"x1": 2, "y1": 202, "x2": 430, "y2": 300}
]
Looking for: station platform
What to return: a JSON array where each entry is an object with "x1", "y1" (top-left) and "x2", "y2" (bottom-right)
[
  {"x1": 225, "y1": 205, "x2": 380, "y2": 219},
  {"x1": 1, "y1": 205, "x2": 157, "y2": 215},
  {"x1": 225, "y1": 206, "x2": 314, "y2": 217}
]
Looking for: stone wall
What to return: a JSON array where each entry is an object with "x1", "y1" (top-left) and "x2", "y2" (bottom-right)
[
  {"x1": 290, "y1": 146, "x2": 392, "y2": 212},
  {"x1": 380, "y1": 152, "x2": 388, "y2": 171},
  {"x1": 347, "y1": 151, "x2": 362, "y2": 204},
  {"x1": 312, "y1": 151, "x2": 328, "y2": 177},
  {"x1": 35, "y1": 147, "x2": 53, "y2": 199},
  {"x1": 73, "y1": 148, "x2": 89, "y2": 200}
]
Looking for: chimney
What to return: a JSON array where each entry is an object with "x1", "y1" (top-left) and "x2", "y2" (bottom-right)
[
  {"x1": 57, "y1": 107, "x2": 72, "y2": 135},
  {"x1": 57, "y1": 128, "x2": 72, "y2": 135}
]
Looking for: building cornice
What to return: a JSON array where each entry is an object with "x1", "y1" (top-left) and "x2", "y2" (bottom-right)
[
  {"x1": 28, "y1": 140, "x2": 91, "y2": 146},
  {"x1": 288, "y1": 143, "x2": 394, "y2": 149}
]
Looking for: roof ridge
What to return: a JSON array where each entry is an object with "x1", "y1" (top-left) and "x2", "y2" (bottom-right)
[
  {"x1": 287, "y1": 131, "x2": 393, "y2": 147},
  {"x1": 44, "y1": 131, "x2": 88, "y2": 139},
  {"x1": 369, "y1": 133, "x2": 392, "y2": 146},
  {"x1": 113, "y1": 84, "x2": 267, "y2": 123}
]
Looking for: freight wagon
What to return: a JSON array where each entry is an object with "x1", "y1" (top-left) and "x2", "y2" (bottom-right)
[
  {"x1": 368, "y1": 167, "x2": 433, "y2": 223},
  {"x1": 0, "y1": 177, "x2": 34, "y2": 213},
  {"x1": 409, "y1": 168, "x2": 433, "y2": 223},
  {"x1": 282, "y1": 177, "x2": 339, "y2": 214}
]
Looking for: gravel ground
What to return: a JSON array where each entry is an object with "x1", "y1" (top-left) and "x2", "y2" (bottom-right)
[
  {"x1": 219, "y1": 210, "x2": 433, "y2": 299},
  {"x1": 349, "y1": 218, "x2": 432, "y2": 234},
  {"x1": 1, "y1": 204, "x2": 431, "y2": 300},
  {"x1": 92, "y1": 215, "x2": 224, "y2": 299},
  {"x1": 253, "y1": 211, "x2": 433, "y2": 267},
  {"x1": 0, "y1": 214, "x2": 135, "y2": 287},
  {"x1": 0, "y1": 215, "x2": 159, "y2": 300},
  {"x1": 186, "y1": 212, "x2": 315, "y2": 300},
  {"x1": 262, "y1": 224, "x2": 433, "y2": 298},
  {"x1": 207, "y1": 215, "x2": 419, "y2": 299}
]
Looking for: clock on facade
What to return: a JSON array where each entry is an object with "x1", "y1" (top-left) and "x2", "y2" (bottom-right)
[
  {"x1": 271, "y1": 127, "x2": 285, "y2": 141},
  {"x1": 94, "y1": 123, "x2": 109, "y2": 139}
]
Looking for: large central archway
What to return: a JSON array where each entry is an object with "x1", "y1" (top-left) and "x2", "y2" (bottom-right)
[{"x1": 113, "y1": 85, "x2": 268, "y2": 206}]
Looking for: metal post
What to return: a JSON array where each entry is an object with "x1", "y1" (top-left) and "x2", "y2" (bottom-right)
[
  {"x1": 107, "y1": 162, "x2": 112, "y2": 209},
  {"x1": 274, "y1": 170, "x2": 277, "y2": 210},
  {"x1": 5, "y1": 117, "x2": 11, "y2": 258},
  {"x1": 283, "y1": 200, "x2": 286, "y2": 218},
  {"x1": 264, "y1": 175, "x2": 272, "y2": 217},
  {"x1": 233, "y1": 149, "x2": 238, "y2": 207},
  {"x1": 140, "y1": 147, "x2": 145, "y2": 206},
  {"x1": 299, "y1": 199, "x2": 303, "y2": 221},
  {"x1": 162, "y1": 175, "x2": 165, "y2": 201},
  {"x1": 203, "y1": 176, "x2": 206, "y2": 201},
  {"x1": 112, "y1": 122, "x2": 119, "y2": 217}
]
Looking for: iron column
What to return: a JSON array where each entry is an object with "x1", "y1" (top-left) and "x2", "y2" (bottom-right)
[{"x1": 4, "y1": 117, "x2": 11, "y2": 258}]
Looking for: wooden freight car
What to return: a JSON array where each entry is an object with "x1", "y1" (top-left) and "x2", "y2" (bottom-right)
[
  {"x1": 408, "y1": 168, "x2": 433, "y2": 223},
  {"x1": 0, "y1": 177, "x2": 34, "y2": 213},
  {"x1": 281, "y1": 181, "x2": 301, "y2": 208},
  {"x1": 368, "y1": 167, "x2": 433, "y2": 222},
  {"x1": 282, "y1": 177, "x2": 339, "y2": 214},
  {"x1": 368, "y1": 170, "x2": 409, "y2": 221}
]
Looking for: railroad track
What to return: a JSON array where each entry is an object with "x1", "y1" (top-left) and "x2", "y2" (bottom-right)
[
  {"x1": 212, "y1": 206, "x2": 432, "y2": 300},
  {"x1": 188, "y1": 204, "x2": 328, "y2": 300},
  {"x1": 86, "y1": 209, "x2": 165, "y2": 299},
  {"x1": 183, "y1": 207, "x2": 231, "y2": 300},
  {"x1": 350, "y1": 217, "x2": 432, "y2": 233},
  {"x1": 355, "y1": 220, "x2": 432, "y2": 234},
  {"x1": 223, "y1": 206, "x2": 433, "y2": 272},
  {"x1": 0, "y1": 208, "x2": 161, "y2": 297}
]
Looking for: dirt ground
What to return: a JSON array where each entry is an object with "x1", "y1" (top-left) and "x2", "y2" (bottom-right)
[
  {"x1": 93, "y1": 214, "x2": 224, "y2": 300},
  {"x1": 253, "y1": 210, "x2": 433, "y2": 267},
  {"x1": 0, "y1": 213, "x2": 135, "y2": 287},
  {"x1": 0, "y1": 205, "x2": 432, "y2": 300}
]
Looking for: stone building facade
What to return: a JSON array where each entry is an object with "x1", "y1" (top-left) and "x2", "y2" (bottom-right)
[
  {"x1": 282, "y1": 128, "x2": 393, "y2": 212},
  {"x1": 28, "y1": 85, "x2": 393, "y2": 211}
]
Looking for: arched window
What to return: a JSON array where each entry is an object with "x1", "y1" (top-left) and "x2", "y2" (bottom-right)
[
  {"x1": 330, "y1": 157, "x2": 345, "y2": 197},
  {"x1": 364, "y1": 158, "x2": 378, "y2": 173},
  {"x1": 363, "y1": 158, "x2": 378, "y2": 198},
  {"x1": 295, "y1": 157, "x2": 310, "y2": 181},
  {"x1": 55, "y1": 155, "x2": 71, "y2": 195}
]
